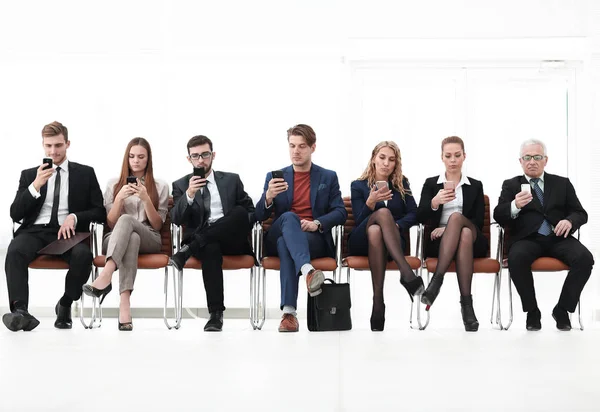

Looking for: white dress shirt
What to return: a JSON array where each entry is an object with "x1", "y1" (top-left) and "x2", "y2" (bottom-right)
[
  {"x1": 436, "y1": 174, "x2": 471, "y2": 227},
  {"x1": 29, "y1": 159, "x2": 75, "y2": 226},
  {"x1": 186, "y1": 170, "x2": 224, "y2": 223}
]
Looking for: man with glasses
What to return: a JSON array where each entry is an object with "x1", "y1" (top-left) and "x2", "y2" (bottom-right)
[
  {"x1": 170, "y1": 135, "x2": 255, "y2": 331},
  {"x1": 493, "y1": 139, "x2": 593, "y2": 331}
]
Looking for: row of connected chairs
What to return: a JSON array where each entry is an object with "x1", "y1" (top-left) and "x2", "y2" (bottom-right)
[{"x1": 21, "y1": 195, "x2": 582, "y2": 331}]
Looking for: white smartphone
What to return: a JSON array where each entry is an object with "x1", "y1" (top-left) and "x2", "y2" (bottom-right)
[
  {"x1": 521, "y1": 183, "x2": 531, "y2": 194},
  {"x1": 375, "y1": 181, "x2": 388, "y2": 190}
]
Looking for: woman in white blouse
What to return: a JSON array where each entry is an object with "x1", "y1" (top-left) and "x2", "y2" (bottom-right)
[
  {"x1": 416, "y1": 136, "x2": 488, "y2": 331},
  {"x1": 82, "y1": 138, "x2": 169, "y2": 331}
]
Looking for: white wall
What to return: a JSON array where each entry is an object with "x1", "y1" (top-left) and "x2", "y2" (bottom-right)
[{"x1": 0, "y1": 1, "x2": 598, "y2": 324}]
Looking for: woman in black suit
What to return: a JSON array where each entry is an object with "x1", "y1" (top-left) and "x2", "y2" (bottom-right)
[
  {"x1": 417, "y1": 136, "x2": 487, "y2": 331},
  {"x1": 348, "y1": 141, "x2": 423, "y2": 331}
]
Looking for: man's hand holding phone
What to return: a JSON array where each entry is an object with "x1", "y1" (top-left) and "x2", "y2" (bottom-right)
[
  {"x1": 266, "y1": 171, "x2": 288, "y2": 205},
  {"x1": 515, "y1": 185, "x2": 533, "y2": 209},
  {"x1": 32, "y1": 161, "x2": 55, "y2": 192},
  {"x1": 187, "y1": 176, "x2": 206, "y2": 198}
]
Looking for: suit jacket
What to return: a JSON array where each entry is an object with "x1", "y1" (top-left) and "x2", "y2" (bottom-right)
[
  {"x1": 350, "y1": 178, "x2": 417, "y2": 235},
  {"x1": 417, "y1": 175, "x2": 485, "y2": 231},
  {"x1": 171, "y1": 171, "x2": 255, "y2": 241},
  {"x1": 10, "y1": 161, "x2": 106, "y2": 236},
  {"x1": 254, "y1": 163, "x2": 347, "y2": 253},
  {"x1": 493, "y1": 172, "x2": 587, "y2": 247}
]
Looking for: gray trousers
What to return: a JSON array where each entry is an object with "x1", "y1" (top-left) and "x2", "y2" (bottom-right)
[{"x1": 103, "y1": 215, "x2": 162, "y2": 294}]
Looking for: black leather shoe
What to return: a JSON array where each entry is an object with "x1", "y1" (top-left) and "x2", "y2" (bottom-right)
[
  {"x1": 552, "y1": 305, "x2": 571, "y2": 331},
  {"x1": 204, "y1": 311, "x2": 223, "y2": 332},
  {"x1": 421, "y1": 273, "x2": 444, "y2": 309},
  {"x1": 169, "y1": 244, "x2": 193, "y2": 272},
  {"x1": 460, "y1": 295, "x2": 479, "y2": 332},
  {"x1": 400, "y1": 276, "x2": 425, "y2": 302},
  {"x1": 526, "y1": 308, "x2": 542, "y2": 331},
  {"x1": 54, "y1": 301, "x2": 72, "y2": 329},
  {"x1": 2, "y1": 309, "x2": 40, "y2": 332}
]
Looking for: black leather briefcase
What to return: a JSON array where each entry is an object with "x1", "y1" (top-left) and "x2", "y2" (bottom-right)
[{"x1": 307, "y1": 279, "x2": 352, "y2": 331}]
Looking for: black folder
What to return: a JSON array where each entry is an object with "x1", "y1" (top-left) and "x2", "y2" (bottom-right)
[{"x1": 37, "y1": 232, "x2": 91, "y2": 255}]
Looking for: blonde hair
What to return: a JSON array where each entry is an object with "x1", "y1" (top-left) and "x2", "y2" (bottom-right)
[{"x1": 357, "y1": 141, "x2": 410, "y2": 199}]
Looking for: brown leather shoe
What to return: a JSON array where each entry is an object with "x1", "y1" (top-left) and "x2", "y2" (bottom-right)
[
  {"x1": 278, "y1": 313, "x2": 299, "y2": 332},
  {"x1": 306, "y1": 269, "x2": 325, "y2": 297}
]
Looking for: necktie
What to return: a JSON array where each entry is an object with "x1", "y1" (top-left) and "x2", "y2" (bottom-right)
[
  {"x1": 202, "y1": 182, "x2": 211, "y2": 225},
  {"x1": 530, "y1": 178, "x2": 552, "y2": 236},
  {"x1": 49, "y1": 166, "x2": 62, "y2": 227}
]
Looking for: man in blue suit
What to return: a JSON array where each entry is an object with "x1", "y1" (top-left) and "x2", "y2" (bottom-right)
[{"x1": 255, "y1": 124, "x2": 347, "y2": 332}]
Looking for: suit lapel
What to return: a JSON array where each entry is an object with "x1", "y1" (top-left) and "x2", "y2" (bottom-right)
[
  {"x1": 214, "y1": 172, "x2": 228, "y2": 213},
  {"x1": 285, "y1": 168, "x2": 293, "y2": 207},
  {"x1": 542, "y1": 173, "x2": 552, "y2": 210},
  {"x1": 461, "y1": 180, "x2": 475, "y2": 215},
  {"x1": 309, "y1": 165, "x2": 320, "y2": 211},
  {"x1": 67, "y1": 162, "x2": 75, "y2": 212}
]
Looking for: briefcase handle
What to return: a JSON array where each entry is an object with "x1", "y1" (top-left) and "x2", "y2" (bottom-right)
[{"x1": 323, "y1": 278, "x2": 337, "y2": 285}]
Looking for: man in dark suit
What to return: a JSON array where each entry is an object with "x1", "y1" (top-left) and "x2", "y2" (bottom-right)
[
  {"x1": 493, "y1": 139, "x2": 593, "y2": 331},
  {"x1": 169, "y1": 135, "x2": 255, "y2": 332},
  {"x1": 3, "y1": 121, "x2": 106, "y2": 331},
  {"x1": 255, "y1": 124, "x2": 347, "y2": 332}
]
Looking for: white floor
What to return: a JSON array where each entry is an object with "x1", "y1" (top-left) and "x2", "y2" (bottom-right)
[{"x1": 1, "y1": 316, "x2": 599, "y2": 412}]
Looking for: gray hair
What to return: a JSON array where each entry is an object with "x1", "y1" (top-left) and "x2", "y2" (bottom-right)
[{"x1": 520, "y1": 139, "x2": 547, "y2": 156}]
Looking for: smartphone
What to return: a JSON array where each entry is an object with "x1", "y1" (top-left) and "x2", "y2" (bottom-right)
[
  {"x1": 375, "y1": 181, "x2": 388, "y2": 190},
  {"x1": 520, "y1": 183, "x2": 531, "y2": 194},
  {"x1": 193, "y1": 167, "x2": 205, "y2": 178},
  {"x1": 126, "y1": 176, "x2": 137, "y2": 185},
  {"x1": 271, "y1": 170, "x2": 284, "y2": 179},
  {"x1": 43, "y1": 158, "x2": 53, "y2": 170},
  {"x1": 443, "y1": 181, "x2": 456, "y2": 191}
]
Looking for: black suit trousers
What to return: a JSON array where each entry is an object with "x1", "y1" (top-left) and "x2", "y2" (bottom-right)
[
  {"x1": 188, "y1": 205, "x2": 253, "y2": 313},
  {"x1": 508, "y1": 234, "x2": 594, "y2": 312},
  {"x1": 5, "y1": 226, "x2": 93, "y2": 311}
]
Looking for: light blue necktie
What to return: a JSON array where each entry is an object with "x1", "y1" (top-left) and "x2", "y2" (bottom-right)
[{"x1": 530, "y1": 178, "x2": 552, "y2": 236}]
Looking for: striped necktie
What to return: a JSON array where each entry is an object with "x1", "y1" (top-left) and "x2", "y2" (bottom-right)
[{"x1": 530, "y1": 178, "x2": 552, "y2": 236}]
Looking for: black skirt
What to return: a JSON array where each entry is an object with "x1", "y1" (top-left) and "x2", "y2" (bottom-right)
[{"x1": 425, "y1": 225, "x2": 488, "y2": 259}]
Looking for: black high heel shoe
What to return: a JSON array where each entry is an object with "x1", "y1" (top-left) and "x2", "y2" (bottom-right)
[
  {"x1": 460, "y1": 295, "x2": 479, "y2": 332},
  {"x1": 370, "y1": 304, "x2": 385, "y2": 332},
  {"x1": 400, "y1": 277, "x2": 425, "y2": 302},
  {"x1": 420, "y1": 273, "x2": 444, "y2": 310},
  {"x1": 82, "y1": 283, "x2": 112, "y2": 304},
  {"x1": 118, "y1": 321, "x2": 133, "y2": 331}
]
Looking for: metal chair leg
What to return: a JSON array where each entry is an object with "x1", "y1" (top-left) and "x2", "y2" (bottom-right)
[
  {"x1": 164, "y1": 265, "x2": 183, "y2": 330},
  {"x1": 79, "y1": 267, "x2": 102, "y2": 329}
]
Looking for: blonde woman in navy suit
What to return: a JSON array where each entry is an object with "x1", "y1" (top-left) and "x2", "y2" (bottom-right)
[
  {"x1": 417, "y1": 136, "x2": 487, "y2": 331},
  {"x1": 348, "y1": 141, "x2": 422, "y2": 331}
]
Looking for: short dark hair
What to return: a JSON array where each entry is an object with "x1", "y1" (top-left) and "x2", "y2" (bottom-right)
[
  {"x1": 42, "y1": 121, "x2": 68, "y2": 142},
  {"x1": 187, "y1": 135, "x2": 213, "y2": 154},
  {"x1": 287, "y1": 124, "x2": 316, "y2": 146}
]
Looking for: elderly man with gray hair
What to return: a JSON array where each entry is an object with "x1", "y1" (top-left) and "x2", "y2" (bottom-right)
[{"x1": 493, "y1": 139, "x2": 593, "y2": 331}]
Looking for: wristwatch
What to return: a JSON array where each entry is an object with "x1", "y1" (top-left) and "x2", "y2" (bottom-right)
[{"x1": 313, "y1": 219, "x2": 323, "y2": 233}]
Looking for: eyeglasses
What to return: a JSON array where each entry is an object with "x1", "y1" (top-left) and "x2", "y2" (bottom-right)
[
  {"x1": 521, "y1": 155, "x2": 546, "y2": 161},
  {"x1": 189, "y1": 151, "x2": 212, "y2": 160}
]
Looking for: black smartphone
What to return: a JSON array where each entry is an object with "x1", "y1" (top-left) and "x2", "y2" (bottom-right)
[
  {"x1": 126, "y1": 176, "x2": 137, "y2": 185},
  {"x1": 43, "y1": 158, "x2": 53, "y2": 170},
  {"x1": 271, "y1": 170, "x2": 284, "y2": 179},
  {"x1": 193, "y1": 167, "x2": 205, "y2": 178}
]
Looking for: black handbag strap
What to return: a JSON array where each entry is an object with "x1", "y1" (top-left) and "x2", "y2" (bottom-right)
[{"x1": 323, "y1": 278, "x2": 336, "y2": 285}]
